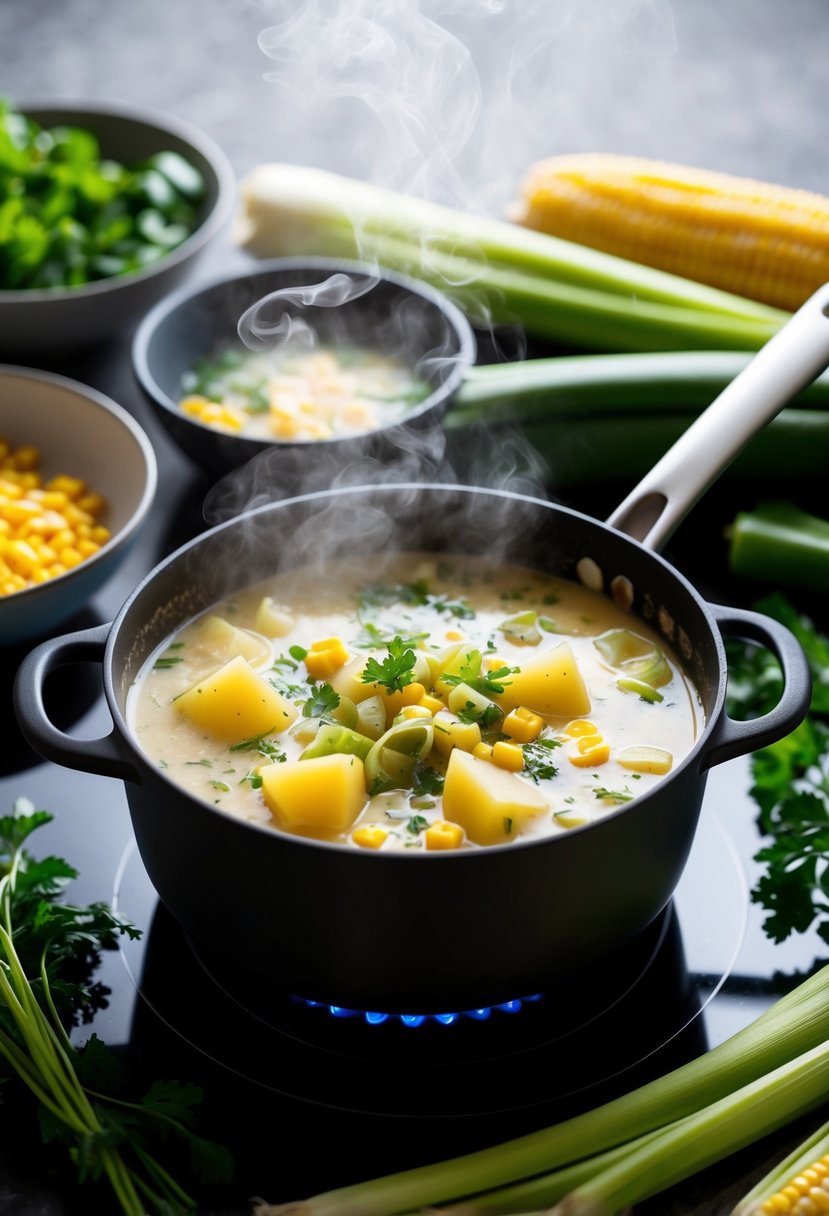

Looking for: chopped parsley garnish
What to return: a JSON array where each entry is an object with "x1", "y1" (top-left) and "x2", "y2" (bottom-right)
[
  {"x1": 184, "y1": 758, "x2": 212, "y2": 768},
  {"x1": 456, "y1": 700, "x2": 502, "y2": 728},
  {"x1": 369, "y1": 775, "x2": 396, "y2": 797},
  {"x1": 229, "y1": 730, "x2": 285, "y2": 762},
  {"x1": 362, "y1": 637, "x2": 416, "y2": 693},
  {"x1": 353, "y1": 621, "x2": 428, "y2": 650},
  {"x1": 412, "y1": 762, "x2": 445, "y2": 798},
  {"x1": 268, "y1": 655, "x2": 307, "y2": 700},
  {"x1": 288, "y1": 644, "x2": 308, "y2": 661},
  {"x1": 302, "y1": 682, "x2": 341, "y2": 719},
  {"x1": 521, "y1": 737, "x2": 561, "y2": 783},
  {"x1": 153, "y1": 653, "x2": 184, "y2": 670},
  {"x1": 429, "y1": 594, "x2": 476, "y2": 620},
  {"x1": 406, "y1": 814, "x2": 429, "y2": 835},
  {"x1": 504, "y1": 817, "x2": 513, "y2": 835},
  {"x1": 593, "y1": 786, "x2": 635, "y2": 802},
  {"x1": 208, "y1": 780, "x2": 230, "y2": 793},
  {"x1": 442, "y1": 651, "x2": 518, "y2": 697}
]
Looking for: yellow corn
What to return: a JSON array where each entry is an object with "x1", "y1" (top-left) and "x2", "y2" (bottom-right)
[
  {"x1": 513, "y1": 152, "x2": 829, "y2": 311},
  {"x1": 352, "y1": 826, "x2": 388, "y2": 850},
  {"x1": 564, "y1": 719, "x2": 600, "y2": 738},
  {"x1": 0, "y1": 443, "x2": 110, "y2": 595},
  {"x1": 755, "y1": 1153, "x2": 829, "y2": 1215},
  {"x1": 425, "y1": 820, "x2": 464, "y2": 850},
  {"x1": 568, "y1": 735, "x2": 610, "y2": 767},
  {"x1": 472, "y1": 742, "x2": 493, "y2": 761},
  {"x1": 491, "y1": 741, "x2": 524, "y2": 772},
  {"x1": 418, "y1": 693, "x2": 444, "y2": 716},
  {"x1": 305, "y1": 637, "x2": 350, "y2": 679},
  {"x1": 502, "y1": 706, "x2": 544, "y2": 743}
]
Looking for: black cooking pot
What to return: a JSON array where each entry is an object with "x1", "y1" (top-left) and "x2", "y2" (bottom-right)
[
  {"x1": 16, "y1": 284, "x2": 829, "y2": 1012},
  {"x1": 12, "y1": 481, "x2": 808, "y2": 1012}
]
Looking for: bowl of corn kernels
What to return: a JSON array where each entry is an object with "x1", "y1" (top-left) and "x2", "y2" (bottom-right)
[{"x1": 0, "y1": 365, "x2": 157, "y2": 644}]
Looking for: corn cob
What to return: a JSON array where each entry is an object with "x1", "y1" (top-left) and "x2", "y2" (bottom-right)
[
  {"x1": 734, "y1": 1117, "x2": 829, "y2": 1215},
  {"x1": 511, "y1": 153, "x2": 829, "y2": 311}
]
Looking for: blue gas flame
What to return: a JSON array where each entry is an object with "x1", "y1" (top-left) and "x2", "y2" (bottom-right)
[{"x1": 295, "y1": 993, "x2": 543, "y2": 1026}]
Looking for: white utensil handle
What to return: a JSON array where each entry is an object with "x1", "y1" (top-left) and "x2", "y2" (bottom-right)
[{"x1": 606, "y1": 282, "x2": 829, "y2": 551}]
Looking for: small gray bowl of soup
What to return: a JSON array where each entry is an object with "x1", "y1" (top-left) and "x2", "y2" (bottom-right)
[
  {"x1": 132, "y1": 258, "x2": 475, "y2": 479},
  {"x1": 128, "y1": 552, "x2": 703, "y2": 851}
]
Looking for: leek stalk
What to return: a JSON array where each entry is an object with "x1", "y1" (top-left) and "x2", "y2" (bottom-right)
[
  {"x1": 236, "y1": 165, "x2": 788, "y2": 352},
  {"x1": 728, "y1": 501, "x2": 829, "y2": 594},
  {"x1": 253, "y1": 965, "x2": 829, "y2": 1216}
]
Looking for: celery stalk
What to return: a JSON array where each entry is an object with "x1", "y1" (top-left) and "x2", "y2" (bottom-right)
[
  {"x1": 252, "y1": 966, "x2": 829, "y2": 1216},
  {"x1": 236, "y1": 165, "x2": 788, "y2": 352},
  {"x1": 552, "y1": 1041, "x2": 829, "y2": 1216}
]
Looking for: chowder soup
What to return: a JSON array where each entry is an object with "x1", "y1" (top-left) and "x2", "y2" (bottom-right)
[
  {"x1": 128, "y1": 555, "x2": 704, "y2": 851},
  {"x1": 178, "y1": 344, "x2": 428, "y2": 440}
]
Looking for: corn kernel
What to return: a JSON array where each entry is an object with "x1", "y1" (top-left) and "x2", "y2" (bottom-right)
[
  {"x1": 77, "y1": 492, "x2": 106, "y2": 515},
  {"x1": 352, "y1": 825, "x2": 388, "y2": 849},
  {"x1": 569, "y1": 740, "x2": 610, "y2": 767},
  {"x1": 492, "y1": 741, "x2": 524, "y2": 772},
  {"x1": 395, "y1": 705, "x2": 433, "y2": 721},
  {"x1": 503, "y1": 706, "x2": 544, "y2": 743},
  {"x1": 6, "y1": 539, "x2": 39, "y2": 576},
  {"x1": 472, "y1": 742, "x2": 493, "y2": 760},
  {"x1": 91, "y1": 525, "x2": 111, "y2": 544},
  {"x1": 425, "y1": 820, "x2": 464, "y2": 850},
  {"x1": 45, "y1": 474, "x2": 85, "y2": 499},
  {"x1": 445, "y1": 629, "x2": 465, "y2": 641},
  {"x1": 555, "y1": 808, "x2": 591, "y2": 829},
  {"x1": 12, "y1": 444, "x2": 39, "y2": 471},
  {"x1": 418, "y1": 693, "x2": 444, "y2": 716},
  {"x1": 77, "y1": 540, "x2": 101, "y2": 558},
  {"x1": 565, "y1": 719, "x2": 600, "y2": 737}
]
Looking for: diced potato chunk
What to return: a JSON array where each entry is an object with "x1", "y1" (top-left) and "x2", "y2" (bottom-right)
[
  {"x1": 617, "y1": 746, "x2": 673, "y2": 774},
  {"x1": 498, "y1": 642, "x2": 591, "y2": 718},
  {"x1": 175, "y1": 655, "x2": 297, "y2": 740},
  {"x1": 329, "y1": 654, "x2": 376, "y2": 703},
  {"x1": 254, "y1": 596, "x2": 295, "y2": 637},
  {"x1": 260, "y1": 753, "x2": 367, "y2": 836},
  {"x1": 431, "y1": 710, "x2": 482, "y2": 758},
  {"x1": 195, "y1": 614, "x2": 272, "y2": 668},
  {"x1": 442, "y1": 749, "x2": 547, "y2": 845}
]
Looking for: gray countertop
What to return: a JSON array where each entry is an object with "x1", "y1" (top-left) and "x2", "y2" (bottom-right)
[{"x1": 1, "y1": 1, "x2": 828, "y2": 1214}]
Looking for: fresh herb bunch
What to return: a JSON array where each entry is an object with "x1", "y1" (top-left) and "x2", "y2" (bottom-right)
[
  {"x1": 0, "y1": 101, "x2": 205, "y2": 290},
  {"x1": 726, "y1": 592, "x2": 829, "y2": 947},
  {"x1": 0, "y1": 798, "x2": 232, "y2": 1213}
]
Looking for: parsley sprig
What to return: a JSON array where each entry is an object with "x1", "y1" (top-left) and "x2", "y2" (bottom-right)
[
  {"x1": 361, "y1": 637, "x2": 417, "y2": 694},
  {"x1": 726, "y1": 592, "x2": 829, "y2": 946},
  {"x1": 442, "y1": 650, "x2": 518, "y2": 697},
  {"x1": 0, "y1": 799, "x2": 232, "y2": 1213},
  {"x1": 521, "y1": 736, "x2": 562, "y2": 783}
]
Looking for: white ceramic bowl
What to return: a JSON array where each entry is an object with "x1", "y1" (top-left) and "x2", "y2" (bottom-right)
[
  {"x1": 0, "y1": 101, "x2": 236, "y2": 356},
  {"x1": 0, "y1": 365, "x2": 157, "y2": 645}
]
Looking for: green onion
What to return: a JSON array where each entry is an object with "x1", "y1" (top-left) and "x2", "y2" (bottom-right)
[
  {"x1": 728, "y1": 501, "x2": 829, "y2": 594},
  {"x1": 252, "y1": 965, "x2": 829, "y2": 1216},
  {"x1": 237, "y1": 165, "x2": 787, "y2": 352}
]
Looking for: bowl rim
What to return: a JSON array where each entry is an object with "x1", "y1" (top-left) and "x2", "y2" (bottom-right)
[
  {"x1": 130, "y1": 254, "x2": 478, "y2": 450},
  {"x1": 0, "y1": 363, "x2": 158, "y2": 605},
  {"x1": 0, "y1": 99, "x2": 236, "y2": 304}
]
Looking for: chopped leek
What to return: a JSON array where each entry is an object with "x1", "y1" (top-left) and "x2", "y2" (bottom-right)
[
  {"x1": 593, "y1": 629, "x2": 672, "y2": 689},
  {"x1": 237, "y1": 165, "x2": 787, "y2": 352}
]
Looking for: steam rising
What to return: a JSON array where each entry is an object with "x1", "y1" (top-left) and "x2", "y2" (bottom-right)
[
  {"x1": 237, "y1": 271, "x2": 379, "y2": 350},
  {"x1": 198, "y1": 0, "x2": 677, "y2": 588}
]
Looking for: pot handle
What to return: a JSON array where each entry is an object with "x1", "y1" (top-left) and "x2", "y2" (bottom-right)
[
  {"x1": 606, "y1": 282, "x2": 829, "y2": 551},
  {"x1": 13, "y1": 622, "x2": 140, "y2": 783},
  {"x1": 698, "y1": 603, "x2": 812, "y2": 772}
]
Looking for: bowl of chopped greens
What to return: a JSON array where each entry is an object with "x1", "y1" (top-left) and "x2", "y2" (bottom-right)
[
  {"x1": 0, "y1": 100, "x2": 236, "y2": 355},
  {"x1": 0, "y1": 364, "x2": 157, "y2": 644},
  {"x1": 132, "y1": 257, "x2": 476, "y2": 480}
]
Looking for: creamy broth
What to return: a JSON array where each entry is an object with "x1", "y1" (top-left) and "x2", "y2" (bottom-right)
[{"x1": 128, "y1": 555, "x2": 704, "y2": 850}]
